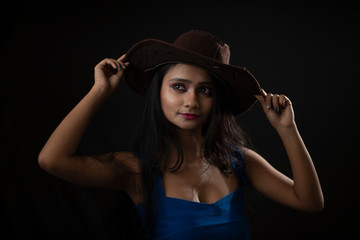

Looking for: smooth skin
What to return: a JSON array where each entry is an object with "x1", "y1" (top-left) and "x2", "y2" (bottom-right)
[
  {"x1": 159, "y1": 64, "x2": 241, "y2": 204},
  {"x1": 38, "y1": 56, "x2": 324, "y2": 212}
]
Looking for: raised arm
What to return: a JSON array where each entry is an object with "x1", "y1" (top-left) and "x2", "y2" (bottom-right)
[
  {"x1": 38, "y1": 56, "x2": 141, "y2": 193},
  {"x1": 244, "y1": 89, "x2": 324, "y2": 212}
]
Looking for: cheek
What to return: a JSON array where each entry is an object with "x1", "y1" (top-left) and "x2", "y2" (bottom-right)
[
  {"x1": 160, "y1": 88, "x2": 179, "y2": 115},
  {"x1": 203, "y1": 98, "x2": 213, "y2": 114}
]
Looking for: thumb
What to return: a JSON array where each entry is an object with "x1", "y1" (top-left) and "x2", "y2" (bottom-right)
[
  {"x1": 254, "y1": 89, "x2": 267, "y2": 104},
  {"x1": 255, "y1": 95, "x2": 266, "y2": 111},
  {"x1": 255, "y1": 88, "x2": 267, "y2": 109}
]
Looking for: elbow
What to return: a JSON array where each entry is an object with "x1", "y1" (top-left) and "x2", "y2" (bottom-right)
[
  {"x1": 38, "y1": 150, "x2": 74, "y2": 177},
  {"x1": 305, "y1": 200, "x2": 324, "y2": 213},
  {"x1": 311, "y1": 190, "x2": 325, "y2": 212},
  {"x1": 291, "y1": 188, "x2": 325, "y2": 213},
  {"x1": 312, "y1": 196, "x2": 325, "y2": 212},
  {"x1": 301, "y1": 194, "x2": 325, "y2": 213},
  {"x1": 38, "y1": 150, "x2": 49, "y2": 170},
  {"x1": 38, "y1": 150, "x2": 57, "y2": 173}
]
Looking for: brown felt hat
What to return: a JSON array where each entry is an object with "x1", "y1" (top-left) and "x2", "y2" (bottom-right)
[{"x1": 123, "y1": 30, "x2": 261, "y2": 115}]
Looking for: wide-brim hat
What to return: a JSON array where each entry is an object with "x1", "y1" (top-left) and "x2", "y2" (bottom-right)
[{"x1": 123, "y1": 30, "x2": 261, "y2": 115}]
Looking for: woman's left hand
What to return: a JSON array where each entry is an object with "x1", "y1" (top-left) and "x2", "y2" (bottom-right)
[{"x1": 255, "y1": 89, "x2": 296, "y2": 131}]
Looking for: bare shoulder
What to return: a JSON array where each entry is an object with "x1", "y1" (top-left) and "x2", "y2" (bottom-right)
[
  {"x1": 240, "y1": 148, "x2": 265, "y2": 165},
  {"x1": 240, "y1": 148, "x2": 281, "y2": 182}
]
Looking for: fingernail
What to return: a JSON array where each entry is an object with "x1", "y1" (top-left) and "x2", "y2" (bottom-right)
[
  {"x1": 274, "y1": 107, "x2": 278, "y2": 113},
  {"x1": 266, "y1": 104, "x2": 270, "y2": 109}
]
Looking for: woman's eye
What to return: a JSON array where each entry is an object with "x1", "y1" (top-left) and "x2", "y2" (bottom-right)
[
  {"x1": 200, "y1": 87, "x2": 212, "y2": 95},
  {"x1": 172, "y1": 84, "x2": 186, "y2": 91}
]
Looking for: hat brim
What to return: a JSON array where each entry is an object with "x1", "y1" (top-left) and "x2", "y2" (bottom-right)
[{"x1": 123, "y1": 39, "x2": 261, "y2": 115}]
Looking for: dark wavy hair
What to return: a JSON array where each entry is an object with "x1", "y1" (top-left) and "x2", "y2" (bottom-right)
[{"x1": 132, "y1": 63, "x2": 253, "y2": 237}]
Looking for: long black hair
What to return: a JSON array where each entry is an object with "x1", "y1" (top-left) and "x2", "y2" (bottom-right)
[{"x1": 132, "y1": 63, "x2": 253, "y2": 237}]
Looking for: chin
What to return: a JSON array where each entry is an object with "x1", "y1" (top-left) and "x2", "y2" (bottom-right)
[{"x1": 173, "y1": 123, "x2": 204, "y2": 133}]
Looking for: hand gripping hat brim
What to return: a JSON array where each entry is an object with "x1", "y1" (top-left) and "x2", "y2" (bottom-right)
[{"x1": 123, "y1": 30, "x2": 261, "y2": 115}]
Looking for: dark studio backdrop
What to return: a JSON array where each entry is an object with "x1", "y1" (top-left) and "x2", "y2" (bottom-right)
[{"x1": 1, "y1": 1, "x2": 359, "y2": 239}]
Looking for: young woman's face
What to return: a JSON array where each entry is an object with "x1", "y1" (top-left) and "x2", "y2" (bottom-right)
[{"x1": 160, "y1": 63, "x2": 213, "y2": 133}]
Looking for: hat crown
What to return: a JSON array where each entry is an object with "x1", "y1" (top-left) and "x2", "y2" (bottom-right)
[{"x1": 173, "y1": 30, "x2": 230, "y2": 64}]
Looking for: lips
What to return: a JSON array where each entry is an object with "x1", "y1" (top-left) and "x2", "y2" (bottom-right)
[{"x1": 181, "y1": 113, "x2": 199, "y2": 120}]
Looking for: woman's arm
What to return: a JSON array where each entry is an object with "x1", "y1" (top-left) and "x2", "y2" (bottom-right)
[
  {"x1": 38, "y1": 56, "x2": 141, "y2": 192},
  {"x1": 244, "y1": 89, "x2": 324, "y2": 212}
]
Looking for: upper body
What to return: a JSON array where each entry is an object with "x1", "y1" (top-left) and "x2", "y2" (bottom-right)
[
  {"x1": 38, "y1": 31, "x2": 324, "y2": 239},
  {"x1": 135, "y1": 145, "x2": 250, "y2": 240}
]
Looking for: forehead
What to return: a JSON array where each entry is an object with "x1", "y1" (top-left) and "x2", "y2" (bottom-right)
[{"x1": 163, "y1": 63, "x2": 213, "y2": 83}]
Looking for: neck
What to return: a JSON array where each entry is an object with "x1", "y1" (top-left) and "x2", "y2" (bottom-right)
[{"x1": 169, "y1": 128, "x2": 205, "y2": 165}]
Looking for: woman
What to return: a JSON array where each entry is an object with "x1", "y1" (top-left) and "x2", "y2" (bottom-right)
[{"x1": 38, "y1": 30, "x2": 324, "y2": 239}]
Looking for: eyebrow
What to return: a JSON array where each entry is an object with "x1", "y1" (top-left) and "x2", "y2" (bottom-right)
[{"x1": 168, "y1": 78, "x2": 212, "y2": 85}]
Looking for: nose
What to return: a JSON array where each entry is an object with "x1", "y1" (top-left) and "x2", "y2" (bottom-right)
[{"x1": 184, "y1": 90, "x2": 199, "y2": 109}]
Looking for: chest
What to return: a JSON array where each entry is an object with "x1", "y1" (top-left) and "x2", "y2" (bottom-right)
[{"x1": 162, "y1": 164, "x2": 241, "y2": 204}]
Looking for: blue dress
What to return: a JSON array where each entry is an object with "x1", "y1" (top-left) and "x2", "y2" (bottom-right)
[{"x1": 135, "y1": 149, "x2": 250, "y2": 240}]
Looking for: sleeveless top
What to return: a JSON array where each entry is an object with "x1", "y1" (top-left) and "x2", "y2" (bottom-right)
[{"x1": 135, "y1": 148, "x2": 250, "y2": 240}]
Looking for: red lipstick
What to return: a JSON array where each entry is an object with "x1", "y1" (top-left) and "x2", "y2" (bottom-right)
[{"x1": 181, "y1": 113, "x2": 199, "y2": 119}]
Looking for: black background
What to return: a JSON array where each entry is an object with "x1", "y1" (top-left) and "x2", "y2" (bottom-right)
[{"x1": 2, "y1": 1, "x2": 359, "y2": 239}]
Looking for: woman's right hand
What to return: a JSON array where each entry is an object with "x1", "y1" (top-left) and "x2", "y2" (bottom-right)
[{"x1": 93, "y1": 54, "x2": 129, "y2": 95}]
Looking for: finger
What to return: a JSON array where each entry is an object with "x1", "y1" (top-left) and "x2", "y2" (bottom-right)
[
  {"x1": 118, "y1": 54, "x2": 126, "y2": 61},
  {"x1": 124, "y1": 61, "x2": 130, "y2": 67},
  {"x1": 113, "y1": 60, "x2": 122, "y2": 71},
  {"x1": 118, "y1": 54, "x2": 130, "y2": 69},
  {"x1": 255, "y1": 88, "x2": 266, "y2": 100},
  {"x1": 279, "y1": 94, "x2": 287, "y2": 109},
  {"x1": 255, "y1": 94, "x2": 265, "y2": 103},
  {"x1": 255, "y1": 94, "x2": 266, "y2": 111},
  {"x1": 116, "y1": 60, "x2": 125, "y2": 70},
  {"x1": 284, "y1": 95, "x2": 292, "y2": 107},
  {"x1": 95, "y1": 58, "x2": 114, "y2": 70},
  {"x1": 260, "y1": 88, "x2": 267, "y2": 97},
  {"x1": 266, "y1": 93, "x2": 273, "y2": 109},
  {"x1": 105, "y1": 58, "x2": 120, "y2": 70},
  {"x1": 254, "y1": 89, "x2": 267, "y2": 110},
  {"x1": 272, "y1": 94, "x2": 280, "y2": 113}
]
